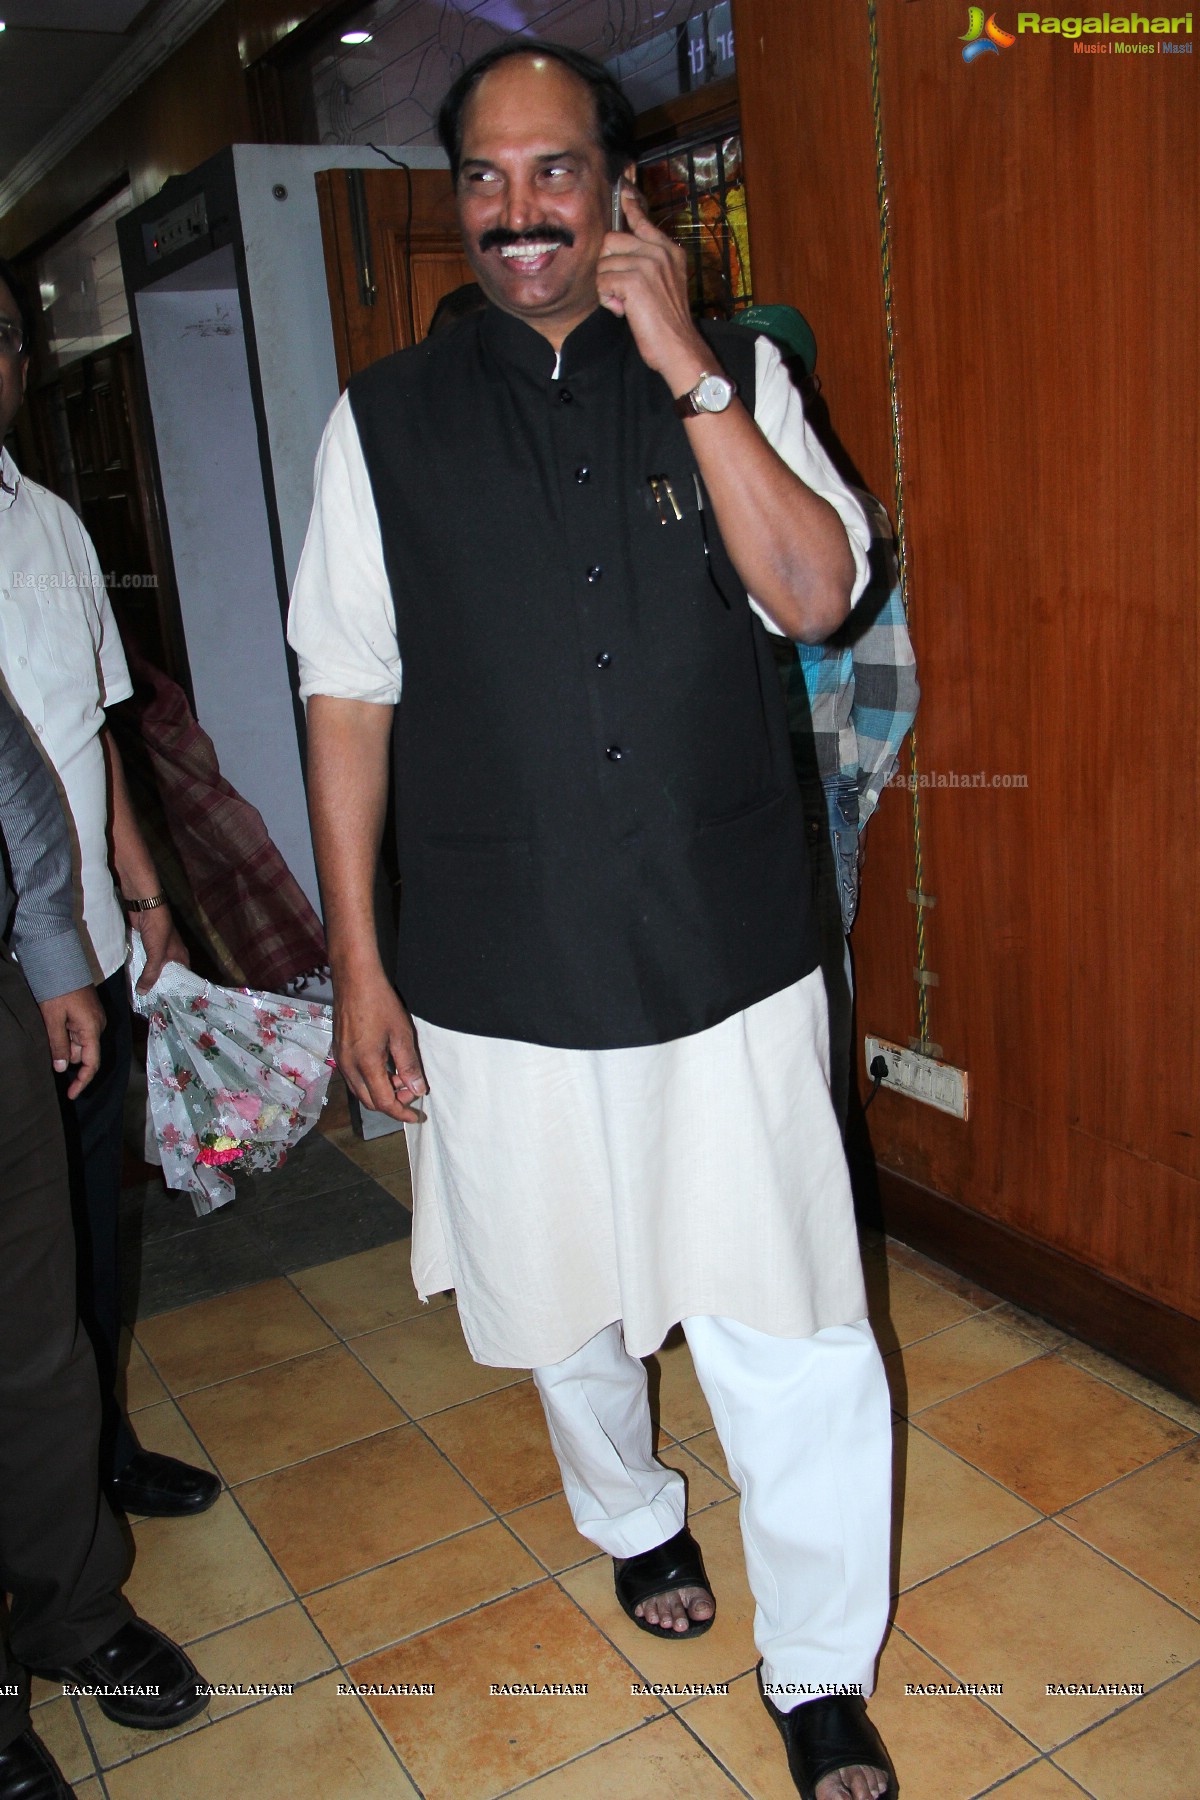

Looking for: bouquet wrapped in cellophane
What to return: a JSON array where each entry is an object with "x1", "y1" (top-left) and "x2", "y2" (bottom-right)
[{"x1": 130, "y1": 939, "x2": 335, "y2": 1214}]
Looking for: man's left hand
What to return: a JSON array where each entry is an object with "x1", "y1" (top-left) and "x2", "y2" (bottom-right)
[
  {"x1": 39, "y1": 983, "x2": 106, "y2": 1098},
  {"x1": 134, "y1": 904, "x2": 190, "y2": 994},
  {"x1": 596, "y1": 186, "x2": 712, "y2": 398}
]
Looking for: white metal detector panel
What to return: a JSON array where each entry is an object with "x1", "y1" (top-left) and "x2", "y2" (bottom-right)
[{"x1": 134, "y1": 243, "x2": 320, "y2": 910}]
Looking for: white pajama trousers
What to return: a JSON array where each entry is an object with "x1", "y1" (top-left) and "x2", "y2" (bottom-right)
[{"x1": 532, "y1": 1313, "x2": 892, "y2": 1702}]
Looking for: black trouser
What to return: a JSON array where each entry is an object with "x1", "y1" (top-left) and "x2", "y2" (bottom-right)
[
  {"x1": 0, "y1": 949, "x2": 131, "y2": 1751},
  {"x1": 59, "y1": 968, "x2": 138, "y2": 1478}
]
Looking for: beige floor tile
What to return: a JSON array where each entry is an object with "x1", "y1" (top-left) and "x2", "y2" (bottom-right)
[
  {"x1": 660, "y1": 1438, "x2": 736, "y2": 1512},
  {"x1": 102, "y1": 1675, "x2": 417, "y2": 1799},
  {"x1": 884, "y1": 1238, "x2": 1002, "y2": 1310},
  {"x1": 136, "y1": 1280, "x2": 334, "y2": 1394},
  {"x1": 82, "y1": 1603, "x2": 333, "y2": 1768},
  {"x1": 349, "y1": 1582, "x2": 657, "y2": 1800},
  {"x1": 88, "y1": 1612, "x2": 315, "y2": 1770},
  {"x1": 680, "y1": 1670, "x2": 815, "y2": 1800},
  {"x1": 291, "y1": 1240, "x2": 450, "y2": 1338},
  {"x1": 351, "y1": 1306, "x2": 526, "y2": 1417},
  {"x1": 122, "y1": 1492, "x2": 289, "y2": 1643},
  {"x1": 894, "y1": 1520, "x2": 1200, "y2": 1747},
  {"x1": 179, "y1": 1344, "x2": 403, "y2": 1483},
  {"x1": 74, "y1": 1689, "x2": 209, "y2": 1772},
  {"x1": 865, "y1": 1261, "x2": 982, "y2": 1354},
  {"x1": 559, "y1": 1497, "x2": 758, "y2": 1692},
  {"x1": 986, "y1": 1304, "x2": 1073, "y2": 1351},
  {"x1": 505, "y1": 1494, "x2": 598, "y2": 1574},
  {"x1": 893, "y1": 1423, "x2": 1040, "y2": 1592},
  {"x1": 192, "y1": 1602, "x2": 334, "y2": 1714},
  {"x1": 119, "y1": 1331, "x2": 167, "y2": 1413},
  {"x1": 885, "y1": 1314, "x2": 1047, "y2": 1417},
  {"x1": 1053, "y1": 1662, "x2": 1200, "y2": 1799},
  {"x1": 650, "y1": 1334, "x2": 716, "y2": 1441},
  {"x1": 1059, "y1": 1438, "x2": 1200, "y2": 1615},
  {"x1": 685, "y1": 1428, "x2": 734, "y2": 1487},
  {"x1": 30, "y1": 1676, "x2": 60, "y2": 1708},
  {"x1": 126, "y1": 1398, "x2": 218, "y2": 1476},
  {"x1": 515, "y1": 1714, "x2": 745, "y2": 1797},
  {"x1": 238, "y1": 1423, "x2": 489, "y2": 1592},
  {"x1": 307, "y1": 1520, "x2": 543, "y2": 1661},
  {"x1": 1056, "y1": 1340, "x2": 1200, "y2": 1432},
  {"x1": 31, "y1": 1697, "x2": 93, "y2": 1784},
  {"x1": 868, "y1": 1629, "x2": 1033, "y2": 1797},
  {"x1": 918, "y1": 1357, "x2": 1192, "y2": 1513},
  {"x1": 984, "y1": 1762, "x2": 1095, "y2": 1797},
  {"x1": 422, "y1": 1382, "x2": 563, "y2": 1512},
  {"x1": 324, "y1": 1125, "x2": 414, "y2": 1203}
]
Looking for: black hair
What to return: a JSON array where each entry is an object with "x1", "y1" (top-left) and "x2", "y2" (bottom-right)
[
  {"x1": 437, "y1": 39, "x2": 637, "y2": 183},
  {"x1": 0, "y1": 255, "x2": 30, "y2": 351}
]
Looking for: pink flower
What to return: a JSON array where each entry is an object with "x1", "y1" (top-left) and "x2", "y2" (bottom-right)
[
  {"x1": 277, "y1": 1004, "x2": 299, "y2": 1019},
  {"x1": 280, "y1": 1063, "x2": 305, "y2": 1085},
  {"x1": 197, "y1": 1031, "x2": 217, "y2": 1053},
  {"x1": 189, "y1": 995, "x2": 209, "y2": 1015},
  {"x1": 258, "y1": 1025, "x2": 278, "y2": 1047},
  {"x1": 161, "y1": 1122, "x2": 184, "y2": 1150},
  {"x1": 229, "y1": 1090, "x2": 262, "y2": 1123}
]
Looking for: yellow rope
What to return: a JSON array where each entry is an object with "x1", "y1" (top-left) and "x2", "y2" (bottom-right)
[{"x1": 866, "y1": 0, "x2": 932, "y2": 1050}]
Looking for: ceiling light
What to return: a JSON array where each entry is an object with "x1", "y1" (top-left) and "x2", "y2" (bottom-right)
[{"x1": 341, "y1": 29, "x2": 373, "y2": 44}]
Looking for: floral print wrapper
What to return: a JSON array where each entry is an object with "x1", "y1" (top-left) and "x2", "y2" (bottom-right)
[{"x1": 131, "y1": 944, "x2": 335, "y2": 1214}]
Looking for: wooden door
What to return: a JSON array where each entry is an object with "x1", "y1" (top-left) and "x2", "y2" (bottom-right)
[
  {"x1": 56, "y1": 342, "x2": 188, "y2": 687},
  {"x1": 315, "y1": 167, "x2": 474, "y2": 387}
]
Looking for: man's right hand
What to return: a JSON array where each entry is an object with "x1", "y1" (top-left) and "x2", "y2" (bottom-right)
[
  {"x1": 39, "y1": 983, "x2": 106, "y2": 1099},
  {"x1": 333, "y1": 965, "x2": 428, "y2": 1123}
]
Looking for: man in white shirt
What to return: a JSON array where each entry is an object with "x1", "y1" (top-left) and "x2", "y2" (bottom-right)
[
  {"x1": 0, "y1": 259, "x2": 219, "y2": 1523},
  {"x1": 290, "y1": 45, "x2": 894, "y2": 1800}
]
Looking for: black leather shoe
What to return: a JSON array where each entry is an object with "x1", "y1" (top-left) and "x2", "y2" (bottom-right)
[
  {"x1": 40, "y1": 1617, "x2": 209, "y2": 1732},
  {"x1": 758, "y1": 1667, "x2": 897, "y2": 1799},
  {"x1": 109, "y1": 1450, "x2": 220, "y2": 1518},
  {"x1": 0, "y1": 1727, "x2": 77, "y2": 1798}
]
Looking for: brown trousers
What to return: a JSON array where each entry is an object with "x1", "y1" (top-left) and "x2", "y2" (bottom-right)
[{"x1": 0, "y1": 947, "x2": 130, "y2": 1751}]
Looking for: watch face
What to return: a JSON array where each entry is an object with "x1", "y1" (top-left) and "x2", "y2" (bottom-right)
[{"x1": 696, "y1": 373, "x2": 734, "y2": 412}]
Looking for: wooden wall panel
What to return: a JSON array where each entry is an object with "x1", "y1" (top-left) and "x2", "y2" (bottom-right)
[
  {"x1": 1, "y1": 4, "x2": 254, "y2": 256},
  {"x1": 738, "y1": 0, "x2": 1199, "y2": 1322}
]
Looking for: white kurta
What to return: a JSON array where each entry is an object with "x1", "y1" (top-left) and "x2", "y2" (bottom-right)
[{"x1": 288, "y1": 332, "x2": 873, "y2": 1368}]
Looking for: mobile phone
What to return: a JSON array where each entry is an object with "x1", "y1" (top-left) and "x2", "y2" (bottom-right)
[{"x1": 611, "y1": 181, "x2": 627, "y2": 231}]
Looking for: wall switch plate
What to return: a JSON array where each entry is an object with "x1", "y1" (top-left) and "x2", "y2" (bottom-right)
[{"x1": 864, "y1": 1035, "x2": 969, "y2": 1120}]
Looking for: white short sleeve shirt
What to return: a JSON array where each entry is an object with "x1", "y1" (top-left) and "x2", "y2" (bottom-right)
[{"x1": 0, "y1": 449, "x2": 133, "y2": 981}]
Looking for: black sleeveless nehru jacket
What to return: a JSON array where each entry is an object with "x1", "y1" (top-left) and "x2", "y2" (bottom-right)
[{"x1": 347, "y1": 303, "x2": 819, "y2": 1049}]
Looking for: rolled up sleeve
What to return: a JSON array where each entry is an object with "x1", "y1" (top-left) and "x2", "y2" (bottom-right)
[
  {"x1": 749, "y1": 336, "x2": 872, "y2": 635},
  {"x1": 287, "y1": 392, "x2": 402, "y2": 706}
]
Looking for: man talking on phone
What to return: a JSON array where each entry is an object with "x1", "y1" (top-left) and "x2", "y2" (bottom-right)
[{"x1": 289, "y1": 40, "x2": 895, "y2": 1800}]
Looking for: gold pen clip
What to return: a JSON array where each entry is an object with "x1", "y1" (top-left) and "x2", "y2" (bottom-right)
[{"x1": 648, "y1": 474, "x2": 684, "y2": 524}]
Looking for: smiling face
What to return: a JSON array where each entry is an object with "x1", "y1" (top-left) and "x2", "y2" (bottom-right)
[
  {"x1": 455, "y1": 55, "x2": 620, "y2": 350},
  {"x1": 0, "y1": 277, "x2": 29, "y2": 442}
]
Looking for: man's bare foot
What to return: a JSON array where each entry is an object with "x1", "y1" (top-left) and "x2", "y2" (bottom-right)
[
  {"x1": 814, "y1": 1765, "x2": 890, "y2": 1800},
  {"x1": 632, "y1": 1581, "x2": 715, "y2": 1634},
  {"x1": 613, "y1": 1527, "x2": 716, "y2": 1638}
]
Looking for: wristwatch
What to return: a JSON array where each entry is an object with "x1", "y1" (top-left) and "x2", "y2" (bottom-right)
[{"x1": 673, "y1": 370, "x2": 737, "y2": 419}]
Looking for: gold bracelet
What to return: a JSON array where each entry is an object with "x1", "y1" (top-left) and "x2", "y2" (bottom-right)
[{"x1": 124, "y1": 893, "x2": 167, "y2": 913}]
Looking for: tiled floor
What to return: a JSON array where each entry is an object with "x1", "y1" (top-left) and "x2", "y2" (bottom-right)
[{"x1": 49, "y1": 1090, "x2": 1200, "y2": 1798}]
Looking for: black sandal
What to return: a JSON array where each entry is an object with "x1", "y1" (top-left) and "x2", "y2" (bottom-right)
[
  {"x1": 613, "y1": 1525, "x2": 716, "y2": 1638},
  {"x1": 758, "y1": 1667, "x2": 897, "y2": 1799}
]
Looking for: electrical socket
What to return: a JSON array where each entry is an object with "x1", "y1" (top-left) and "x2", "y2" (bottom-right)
[{"x1": 864, "y1": 1035, "x2": 969, "y2": 1120}]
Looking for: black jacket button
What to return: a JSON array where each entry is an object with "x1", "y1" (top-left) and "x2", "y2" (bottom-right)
[
  {"x1": 558, "y1": 387, "x2": 573, "y2": 404},
  {"x1": 605, "y1": 744, "x2": 623, "y2": 761},
  {"x1": 586, "y1": 565, "x2": 602, "y2": 583},
  {"x1": 575, "y1": 465, "x2": 590, "y2": 483},
  {"x1": 595, "y1": 651, "x2": 612, "y2": 668}
]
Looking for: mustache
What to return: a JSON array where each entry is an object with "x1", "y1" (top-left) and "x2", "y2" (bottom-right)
[{"x1": 477, "y1": 224, "x2": 576, "y2": 253}]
